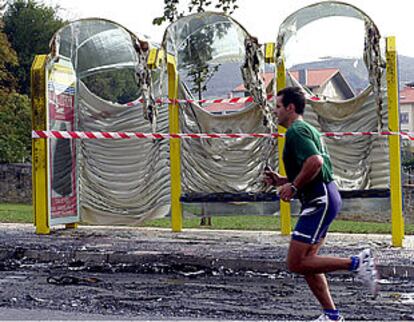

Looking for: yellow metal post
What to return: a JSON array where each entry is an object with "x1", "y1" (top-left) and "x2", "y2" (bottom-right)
[
  {"x1": 276, "y1": 54, "x2": 292, "y2": 236},
  {"x1": 264, "y1": 43, "x2": 275, "y2": 64},
  {"x1": 167, "y1": 54, "x2": 182, "y2": 232},
  {"x1": 386, "y1": 36, "x2": 404, "y2": 247},
  {"x1": 148, "y1": 48, "x2": 164, "y2": 69},
  {"x1": 265, "y1": 43, "x2": 291, "y2": 235},
  {"x1": 31, "y1": 55, "x2": 50, "y2": 235}
]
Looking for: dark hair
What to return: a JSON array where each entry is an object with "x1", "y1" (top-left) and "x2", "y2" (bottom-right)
[{"x1": 277, "y1": 86, "x2": 305, "y2": 115}]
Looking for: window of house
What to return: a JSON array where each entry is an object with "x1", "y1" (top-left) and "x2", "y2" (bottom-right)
[{"x1": 401, "y1": 112, "x2": 409, "y2": 125}]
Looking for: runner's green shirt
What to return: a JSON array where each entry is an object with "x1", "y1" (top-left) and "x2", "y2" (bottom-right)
[{"x1": 283, "y1": 120, "x2": 334, "y2": 186}]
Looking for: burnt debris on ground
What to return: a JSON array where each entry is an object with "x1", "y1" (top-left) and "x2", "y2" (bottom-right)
[{"x1": 0, "y1": 224, "x2": 413, "y2": 320}]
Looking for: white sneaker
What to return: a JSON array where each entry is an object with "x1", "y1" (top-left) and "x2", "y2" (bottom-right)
[
  {"x1": 314, "y1": 313, "x2": 345, "y2": 321},
  {"x1": 356, "y1": 248, "x2": 379, "y2": 297}
]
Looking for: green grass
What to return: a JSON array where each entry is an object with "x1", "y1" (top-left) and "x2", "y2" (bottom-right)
[
  {"x1": 1, "y1": 203, "x2": 413, "y2": 234},
  {"x1": 0, "y1": 203, "x2": 33, "y2": 223},
  {"x1": 143, "y1": 215, "x2": 414, "y2": 234}
]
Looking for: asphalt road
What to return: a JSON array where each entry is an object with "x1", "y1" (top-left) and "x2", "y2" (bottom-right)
[
  {"x1": 0, "y1": 307, "x2": 123, "y2": 321},
  {"x1": 0, "y1": 224, "x2": 413, "y2": 321},
  {"x1": 0, "y1": 259, "x2": 413, "y2": 321}
]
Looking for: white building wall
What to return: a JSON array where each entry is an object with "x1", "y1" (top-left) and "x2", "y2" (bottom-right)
[
  {"x1": 400, "y1": 103, "x2": 414, "y2": 132},
  {"x1": 319, "y1": 80, "x2": 345, "y2": 100},
  {"x1": 400, "y1": 103, "x2": 414, "y2": 150}
]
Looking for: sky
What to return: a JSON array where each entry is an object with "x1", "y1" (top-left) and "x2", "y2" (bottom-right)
[{"x1": 45, "y1": 0, "x2": 414, "y2": 64}]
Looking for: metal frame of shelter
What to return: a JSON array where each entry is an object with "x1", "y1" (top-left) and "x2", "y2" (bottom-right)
[
  {"x1": 162, "y1": 5, "x2": 404, "y2": 247},
  {"x1": 31, "y1": 4, "x2": 405, "y2": 247},
  {"x1": 162, "y1": 36, "x2": 404, "y2": 247}
]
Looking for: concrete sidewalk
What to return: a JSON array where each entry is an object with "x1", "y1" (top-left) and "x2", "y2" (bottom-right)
[{"x1": 0, "y1": 223, "x2": 413, "y2": 278}]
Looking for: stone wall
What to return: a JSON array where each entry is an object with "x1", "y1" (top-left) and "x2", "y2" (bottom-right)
[{"x1": 0, "y1": 164, "x2": 32, "y2": 204}]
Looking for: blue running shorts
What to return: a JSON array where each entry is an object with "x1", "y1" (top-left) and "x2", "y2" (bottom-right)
[{"x1": 292, "y1": 181, "x2": 342, "y2": 245}]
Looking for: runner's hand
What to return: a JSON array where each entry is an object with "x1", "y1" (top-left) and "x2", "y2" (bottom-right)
[
  {"x1": 278, "y1": 183, "x2": 295, "y2": 202},
  {"x1": 263, "y1": 166, "x2": 288, "y2": 187}
]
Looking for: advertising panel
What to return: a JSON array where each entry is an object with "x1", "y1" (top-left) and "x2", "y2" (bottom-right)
[{"x1": 48, "y1": 59, "x2": 79, "y2": 224}]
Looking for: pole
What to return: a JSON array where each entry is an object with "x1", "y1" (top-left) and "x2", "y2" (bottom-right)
[
  {"x1": 386, "y1": 36, "x2": 404, "y2": 247},
  {"x1": 167, "y1": 54, "x2": 183, "y2": 232}
]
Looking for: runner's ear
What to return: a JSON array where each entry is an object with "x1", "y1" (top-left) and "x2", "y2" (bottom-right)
[{"x1": 287, "y1": 103, "x2": 296, "y2": 113}]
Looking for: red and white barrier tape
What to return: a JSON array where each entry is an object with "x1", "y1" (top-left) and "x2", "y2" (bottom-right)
[
  {"x1": 124, "y1": 95, "x2": 265, "y2": 106},
  {"x1": 32, "y1": 130, "x2": 281, "y2": 140},
  {"x1": 124, "y1": 94, "x2": 322, "y2": 107},
  {"x1": 32, "y1": 130, "x2": 414, "y2": 140}
]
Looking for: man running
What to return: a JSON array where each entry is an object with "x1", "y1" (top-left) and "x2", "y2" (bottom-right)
[{"x1": 264, "y1": 86, "x2": 378, "y2": 321}]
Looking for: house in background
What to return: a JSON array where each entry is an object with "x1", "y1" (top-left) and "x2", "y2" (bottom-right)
[
  {"x1": 399, "y1": 83, "x2": 414, "y2": 133},
  {"x1": 289, "y1": 68, "x2": 355, "y2": 100},
  {"x1": 205, "y1": 68, "x2": 355, "y2": 114},
  {"x1": 230, "y1": 73, "x2": 275, "y2": 98},
  {"x1": 231, "y1": 68, "x2": 355, "y2": 100}
]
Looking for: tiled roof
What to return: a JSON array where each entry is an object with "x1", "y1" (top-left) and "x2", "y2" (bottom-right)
[
  {"x1": 233, "y1": 69, "x2": 339, "y2": 92},
  {"x1": 400, "y1": 86, "x2": 414, "y2": 104},
  {"x1": 203, "y1": 102, "x2": 245, "y2": 113},
  {"x1": 233, "y1": 73, "x2": 274, "y2": 92},
  {"x1": 289, "y1": 68, "x2": 339, "y2": 87},
  {"x1": 206, "y1": 68, "x2": 342, "y2": 112}
]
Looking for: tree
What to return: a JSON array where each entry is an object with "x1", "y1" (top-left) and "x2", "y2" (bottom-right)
[
  {"x1": 0, "y1": 29, "x2": 18, "y2": 93},
  {"x1": 0, "y1": 17, "x2": 18, "y2": 93},
  {"x1": 153, "y1": 0, "x2": 238, "y2": 25},
  {"x1": 0, "y1": 6, "x2": 31, "y2": 163},
  {"x1": 180, "y1": 23, "x2": 229, "y2": 100},
  {"x1": 82, "y1": 69, "x2": 140, "y2": 105},
  {"x1": 3, "y1": 0, "x2": 65, "y2": 95},
  {"x1": 0, "y1": 92, "x2": 31, "y2": 163}
]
